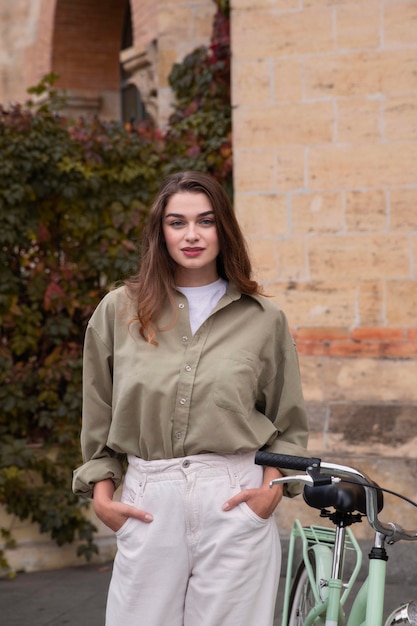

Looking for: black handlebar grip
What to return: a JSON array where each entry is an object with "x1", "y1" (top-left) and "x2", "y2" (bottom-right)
[{"x1": 255, "y1": 451, "x2": 321, "y2": 471}]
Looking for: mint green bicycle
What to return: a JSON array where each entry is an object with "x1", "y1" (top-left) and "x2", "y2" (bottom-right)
[{"x1": 255, "y1": 451, "x2": 417, "y2": 626}]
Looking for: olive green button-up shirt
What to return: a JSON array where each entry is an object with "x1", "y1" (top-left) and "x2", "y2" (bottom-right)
[{"x1": 72, "y1": 283, "x2": 308, "y2": 498}]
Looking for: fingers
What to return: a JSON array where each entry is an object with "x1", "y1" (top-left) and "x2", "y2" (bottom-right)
[
  {"x1": 222, "y1": 487, "x2": 282, "y2": 518},
  {"x1": 123, "y1": 504, "x2": 153, "y2": 523},
  {"x1": 222, "y1": 489, "x2": 250, "y2": 511},
  {"x1": 94, "y1": 501, "x2": 154, "y2": 531}
]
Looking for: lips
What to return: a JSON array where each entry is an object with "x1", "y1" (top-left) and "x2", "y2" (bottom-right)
[{"x1": 181, "y1": 247, "x2": 205, "y2": 257}]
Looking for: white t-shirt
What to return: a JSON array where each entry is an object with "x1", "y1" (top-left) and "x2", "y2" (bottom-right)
[{"x1": 177, "y1": 278, "x2": 228, "y2": 335}]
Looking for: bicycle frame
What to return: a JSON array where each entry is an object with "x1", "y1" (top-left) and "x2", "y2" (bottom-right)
[
  {"x1": 255, "y1": 451, "x2": 417, "y2": 626},
  {"x1": 281, "y1": 520, "x2": 362, "y2": 625},
  {"x1": 281, "y1": 520, "x2": 393, "y2": 626}
]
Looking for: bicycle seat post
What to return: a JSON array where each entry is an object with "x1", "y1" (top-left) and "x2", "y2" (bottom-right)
[{"x1": 331, "y1": 522, "x2": 347, "y2": 580}]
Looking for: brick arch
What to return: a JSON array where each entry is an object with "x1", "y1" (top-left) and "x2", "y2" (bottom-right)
[
  {"x1": 23, "y1": 0, "x2": 213, "y2": 123},
  {"x1": 24, "y1": 0, "x2": 131, "y2": 119},
  {"x1": 52, "y1": 0, "x2": 127, "y2": 93}
]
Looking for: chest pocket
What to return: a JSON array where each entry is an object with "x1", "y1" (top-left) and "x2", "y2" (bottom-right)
[{"x1": 213, "y1": 349, "x2": 262, "y2": 417}]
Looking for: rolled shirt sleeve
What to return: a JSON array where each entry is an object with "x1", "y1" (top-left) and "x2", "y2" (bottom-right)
[{"x1": 72, "y1": 311, "x2": 124, "y2": 499}]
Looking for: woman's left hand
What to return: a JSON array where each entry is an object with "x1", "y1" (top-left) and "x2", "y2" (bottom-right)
[{"x1": 222, "y1": 466, "x2": 284, "y2": 519}]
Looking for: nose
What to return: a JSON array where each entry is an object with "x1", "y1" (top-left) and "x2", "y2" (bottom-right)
[{"x1": 185, "y1": 223, "x2": 200, "y2": 242}]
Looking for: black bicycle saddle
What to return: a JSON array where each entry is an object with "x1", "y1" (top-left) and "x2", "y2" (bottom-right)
[{"x1": 303, "y1": 479, "x2": 384, "y2": 515}]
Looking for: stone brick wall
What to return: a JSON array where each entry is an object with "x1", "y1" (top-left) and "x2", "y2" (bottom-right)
[{"x1": 231, "y1": 0, "x2": 417, "y2": 533}]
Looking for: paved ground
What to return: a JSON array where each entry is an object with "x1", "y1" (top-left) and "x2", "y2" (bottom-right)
[{"x1": 1, "y1": 542, "x2": 416, "y2": 625}]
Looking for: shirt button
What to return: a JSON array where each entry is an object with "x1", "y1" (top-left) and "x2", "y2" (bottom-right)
[
  {"x1": 182, "y1": 459, "x2": 190, "y2": 468},
  {"x1": 179, "y1": 398, "x2": 187, "y2": 405},
  {"x1": 185, "y1": 365, "x2": 192, "y2": 372},
  {"x1": 175, "y1": 431, "x2": 182, "y2": 439},
  {"x1": 182, "y1": 336, "x2": 188, "y2": 342},
  {"x1": 179, "y1": 303, "x2": 185, "y2": 309}
]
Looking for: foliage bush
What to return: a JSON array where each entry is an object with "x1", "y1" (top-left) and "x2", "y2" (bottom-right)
[{"x1": 0, "y1": 0, "x2": 230, "y2": 573}]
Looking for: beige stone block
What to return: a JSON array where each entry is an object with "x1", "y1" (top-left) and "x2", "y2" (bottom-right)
[
  {"x1": 273, "y1": 57, "x2": 303, "y2": 103},
  {"x1": 3, "y1": 536, "x2": 116, "y2": 574},
  {"x1": 231, "y1": 0, "x2": 273, "y2": 9},
  {"x1": 158, "y1": 0, "x2": 205, "y2": 7},
  {"x1": 276, "y1": 146, "x2": 306, "y2": 191},
  {"x1": 337, "y1": 98, "x2": 382, "y2": 143},
  {"x1": 235, "y1": 193, "x2": 288, "y2": 237},
  {"x1": 304, "y1": 50, "x2": 417, "y2": 99},
  {"x1": 386, "y1": 280, "x2": 417, "y2": 325},
  {"x1": 0, "y1": 503, "x2": 116, "y2": 573},
  {"x1": 272, "y1": 0, "x2": 303, "y2": 9},
  {"x1": 345, "y1": 189, "x2": 387, "y2": 232},
  {"x1": 157, "y1": 47, "x2": 178, "y2": 86},
  {"x1": 193, "y1": 2, "x2": 216, "y2": 40},
  {"x1": 275, "y1": 237, "x2": 309, "y2": 280},
  {"x1": 383, "y1": 0, "x2": 417, "y2": 47},
  {"x1": 233, "y1": 101, "x2": 334, "y2": 148},
  {"x1": 158, "y1": 6, "x2": 192, "y2": 49},
  {"x1": 384, "y1": 95, "x2": 417, "y2": 142},
  {"x1": 304, "y1": 0, "x2": 369, "y2": 6},
  {"x1": 308, "y1": 142, "x2": 417, "y2": 189},
  {"x1": 358, "y1": 281, "x2": 385, "y2": 326},
  {"x1": 247, "y1": 237, "x2": 277, "y2": 281},
  {"x1": 414, "y1": 236, "x2": 417, "y2": 278},
  {"x1": 308, "y1": 234, "x2": 410, "y2": 280},
  {"x1": 291, "y1": 192, "x2": 344, "y2": 233},
  {"x1": 233, "y1": 148, "x2": 276, "y2": 192},
  {"x1": 335, "y1": 0, "x2": 380, "y2": 49},
  {"x1": 390, "y1": 188, "x2": 417, "y2": 231},
  {"x1": 231, "y1": 7, "x2": 334, "y2": 59},
  {"x1": 326, "y1": 403, "x2": 417, "y2": 463},
  {"x1": 323, "y1": 357, "x2": 417, "y2": 403},
  {"x1": 268, "y1": 280, "x2": 357, "y2": 327},
  {"x1": 132, "y1": 1, "x2": 157, "y2": 43},
  {"x1": 297, "y1": 357, "x2": 326, "y2": 403},
  {"x1": 158, "y1": 85, "x2": 176, "y2": 127},
  {"x1": 232, "y1": 59, "x2": 272, "y2": 107}
]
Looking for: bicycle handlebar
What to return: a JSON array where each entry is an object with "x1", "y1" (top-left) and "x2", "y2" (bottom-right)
[
  {"x1": 255, "y1": 451, "x2": 417, "y2": 544},
  {"x1": 254, "y1": 451, "x2": 322, "y2": 472}
]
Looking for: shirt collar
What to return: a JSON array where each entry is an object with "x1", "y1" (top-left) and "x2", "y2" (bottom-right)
[
  {"x1": 173, "y1": 281, "x2": 266, "y2": 311},
  {"x1": 226, "y1": 282, "x2": 266, "y2": 310}
]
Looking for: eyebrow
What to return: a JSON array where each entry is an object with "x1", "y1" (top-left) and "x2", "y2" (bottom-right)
[{"x1": 164, "y1": 210, "x2": 215, "y2": 219}]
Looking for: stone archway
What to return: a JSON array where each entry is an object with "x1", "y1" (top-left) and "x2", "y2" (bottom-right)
[
  {"x1": 51, "y1": 0, "x2": 127, "y2": 120},
  {"x1": 15, "y1": 0, "x2": 214, "y2": 125}
]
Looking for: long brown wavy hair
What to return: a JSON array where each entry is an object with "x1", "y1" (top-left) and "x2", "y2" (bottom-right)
[{"x1": 126, "y1": 171, "x2": 263, "y2": 344}]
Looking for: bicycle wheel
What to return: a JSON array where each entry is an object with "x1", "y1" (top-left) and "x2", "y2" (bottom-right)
[{"x1": 287, "y1": 548, "x2": 327, "y2": 626}]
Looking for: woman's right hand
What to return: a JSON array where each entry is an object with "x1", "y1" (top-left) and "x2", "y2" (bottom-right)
[{"x1": 93, "y1": 479, "x2": 153, "y2": 532}]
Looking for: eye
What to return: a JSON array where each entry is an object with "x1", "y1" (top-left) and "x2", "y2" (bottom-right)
[
  {"x1": 169, "y1": 220, "x2": 184, "y2": 227},
  {"x1": 200, "y1": 218, "x2": 215, "y2": 226}
]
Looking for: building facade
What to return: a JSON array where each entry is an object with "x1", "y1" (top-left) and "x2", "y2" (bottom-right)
[{"x1": 1, "y1": 0, "x2": 416, "y2": 570}]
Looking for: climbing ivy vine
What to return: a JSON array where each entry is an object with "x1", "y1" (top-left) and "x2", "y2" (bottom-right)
[{"x1": 0, "y1": 0, "x2": 230, "y2": 574}]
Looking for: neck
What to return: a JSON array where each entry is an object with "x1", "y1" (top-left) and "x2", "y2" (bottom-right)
[{"x1": 175, "y1": 270, "x2": 220, "y2": 288}]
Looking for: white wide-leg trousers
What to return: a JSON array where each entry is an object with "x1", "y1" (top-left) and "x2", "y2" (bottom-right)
[{"x1": 105, "y1": 452, "x2": 281, "y2": 626}]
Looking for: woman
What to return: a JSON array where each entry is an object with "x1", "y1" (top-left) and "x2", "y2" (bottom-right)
[{"x1": 73, "y1": 171, "x2": 308, "y2": 626}]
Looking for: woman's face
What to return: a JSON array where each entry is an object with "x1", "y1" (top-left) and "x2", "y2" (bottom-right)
[{"x1": 162, "y1": 191, "x2": 220, "y2": 287}]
